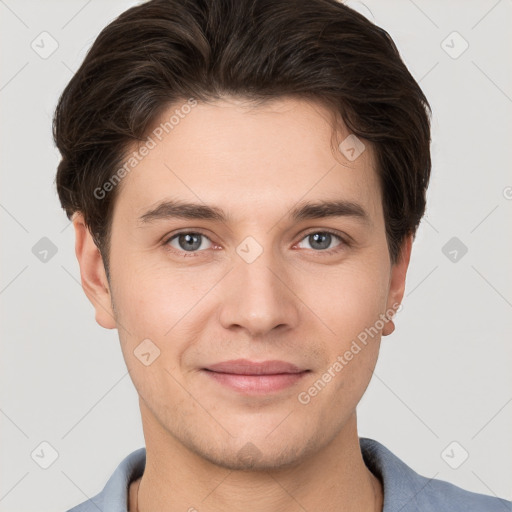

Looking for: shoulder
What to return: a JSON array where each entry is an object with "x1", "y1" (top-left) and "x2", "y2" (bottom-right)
[
  {"x1": 65, "y1": 448, "x2": 146, "y2": 512},
  {"x1": 359, "y1": 437, "x2": 511, "y2": 512},
  {"x1": 417, "y1": 474, "x2": 511, "y2": 511}
]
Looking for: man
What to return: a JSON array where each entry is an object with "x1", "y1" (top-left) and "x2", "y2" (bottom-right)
[{"x1": 54, "y1": 0, "x2": 510, "y2": 510}]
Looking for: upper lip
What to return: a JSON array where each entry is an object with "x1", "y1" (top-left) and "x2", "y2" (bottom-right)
[{"x1": 204, "y1": 359, "x2": 307, "y2": 375}]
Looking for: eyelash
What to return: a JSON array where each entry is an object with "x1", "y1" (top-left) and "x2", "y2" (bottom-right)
[{"x1": 162, "y1": 229, "x2": 350, "y2": 258}]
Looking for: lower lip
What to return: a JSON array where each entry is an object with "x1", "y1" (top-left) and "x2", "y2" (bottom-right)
[{"x1": 202, "y1": 370, "x2": 308, "y2": 393}]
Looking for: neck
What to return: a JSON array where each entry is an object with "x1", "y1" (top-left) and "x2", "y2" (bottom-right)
[{"x1": 132, "y1": 404, "x2": 383, "y2": 512}]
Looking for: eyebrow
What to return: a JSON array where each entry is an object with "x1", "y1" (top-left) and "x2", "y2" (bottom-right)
[{"x1": 137, "y1": 198, "x2": 371, "y2": 226}]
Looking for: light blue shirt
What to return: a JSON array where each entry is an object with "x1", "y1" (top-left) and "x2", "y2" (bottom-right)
[{"x1": 66, "y1": 437, "x2": 511, "y2": 511}]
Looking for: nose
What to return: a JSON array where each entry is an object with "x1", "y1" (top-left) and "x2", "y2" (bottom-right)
[{"x1": 218, "y1": 247, "x2": 300, "y2": 337}]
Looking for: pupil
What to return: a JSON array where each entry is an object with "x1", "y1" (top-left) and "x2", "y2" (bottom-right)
[
  {"x1": 311, "y1": 232, "x2": 330, "y2": 250},
  {"x1": 180, "y1": 233, "x2": 201, "y2": 251}
]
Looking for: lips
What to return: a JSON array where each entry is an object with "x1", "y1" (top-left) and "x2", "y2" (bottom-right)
[
  {"x1": 203, "y1": 359, "x2": 306, "y2": 375},
  {"x1": 202, "y1": 359, "x2": 309, "y2": 394}
]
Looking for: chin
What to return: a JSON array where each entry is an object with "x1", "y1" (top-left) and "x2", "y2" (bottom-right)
[{"x1": 199, "y1": 441, "x2": 311, "y2": 472}]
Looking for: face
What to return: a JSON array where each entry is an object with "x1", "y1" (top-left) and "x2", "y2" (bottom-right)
[{"x1": 76, "y1": 96, "x2": 410, "y2": 471}]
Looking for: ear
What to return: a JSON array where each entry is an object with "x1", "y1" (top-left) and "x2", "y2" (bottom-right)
[
  {"x1": 382, "y1": 234, "x2": 413, "y2": 336},
  {"x1": 72, "y1": 212, "x2": 117, "y2": 329}
]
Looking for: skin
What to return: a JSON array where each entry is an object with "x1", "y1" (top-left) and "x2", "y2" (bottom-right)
[{"x1": 73, "y1": 96, "x2": 412, "y2": 512}]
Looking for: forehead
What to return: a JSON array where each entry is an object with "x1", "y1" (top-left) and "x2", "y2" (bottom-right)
[{"x1": 113, "y1": 96, "x2": 382, "y2": 226}]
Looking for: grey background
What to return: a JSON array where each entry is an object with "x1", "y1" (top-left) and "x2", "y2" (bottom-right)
[{"x1": 1, "y1": 0, "x2": 511, "y2": 510}]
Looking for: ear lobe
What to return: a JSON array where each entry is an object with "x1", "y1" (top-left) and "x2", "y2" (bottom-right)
[
  {"x1": 382, "y1": 234, "x2": 413, "y2": 336},
  {"x1": 72, "y1": 213, "x2": 117, "y2": 330}
]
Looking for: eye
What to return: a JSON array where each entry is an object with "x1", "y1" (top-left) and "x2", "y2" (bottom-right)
[
  {"x1": 163, "y1": 229, "x2": 349, "y2": 257},
  {"x1": 165, "y1": 231, "x2": 213, "y2": 254},
  {"x1": 296, "y1": 230, "x2": 347, "y2": 253}
]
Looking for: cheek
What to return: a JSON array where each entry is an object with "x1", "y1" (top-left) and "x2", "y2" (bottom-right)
[
  {"x1": 304, "y1": 259, "x2": 390, "y2": 338},
  {"x1": 112, "y1": 257, "x2": 206, "y2": 330},
  {"x1": 300, "y1": 258, "x2": 388, "y2": 401},
  {"x1": 111, "y1": 260, "x2": 221, "y2": 377},
  {"x1": 111, "y1": 269, "x2": 200, "y2": 405}
]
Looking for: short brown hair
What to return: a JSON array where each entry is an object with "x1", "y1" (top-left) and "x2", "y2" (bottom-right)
[{"x1": 53, "y1": 0, "x2": 431, "y2": 279}]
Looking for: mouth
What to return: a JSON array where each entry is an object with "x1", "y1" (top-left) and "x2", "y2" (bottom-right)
[{"x1": 201, "y1": 359, "x2": 310, "y2": 394}]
